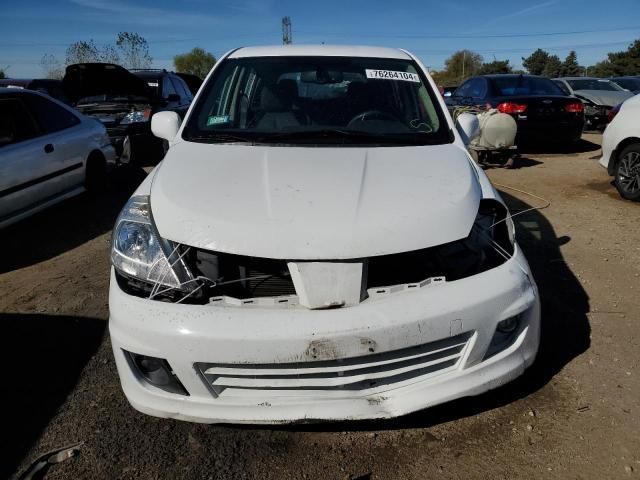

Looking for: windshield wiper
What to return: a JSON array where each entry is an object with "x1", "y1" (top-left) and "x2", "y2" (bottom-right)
[{"x1": 185, "y1": 133, "x2": 255, "y2": 144}]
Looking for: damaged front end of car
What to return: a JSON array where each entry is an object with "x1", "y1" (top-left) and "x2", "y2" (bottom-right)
[{"x1": 113, "y1": 196, "x2": 516, "y2": 308}]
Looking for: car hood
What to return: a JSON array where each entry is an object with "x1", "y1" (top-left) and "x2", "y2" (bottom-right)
[
  {"x1": 573, "y1": 89, "x2": 633, "y2": 107},
  {"x1": 150, "y1": 142, "x2": 482, "y2": 259},
  {"x1": 63, "y1": 63, "x2": 154, "y2": 104}
]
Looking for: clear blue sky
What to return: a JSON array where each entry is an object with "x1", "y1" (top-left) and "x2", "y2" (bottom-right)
[{"x1": 2, "y1": 0, "x2": 639, "y2": 78}]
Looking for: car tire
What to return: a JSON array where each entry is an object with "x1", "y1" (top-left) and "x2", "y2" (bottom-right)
[
  {"x1": 85, "y1": 151, "x2": 107, "y2": 193},
  {"x1": 614, "y1": 144, "x2": 640, "y2": 202}
]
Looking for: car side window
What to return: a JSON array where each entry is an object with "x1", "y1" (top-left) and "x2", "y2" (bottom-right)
[
  {"x1": 163, "y1": 76, "x2": 178, "y2": 99},
  {"x1": 453, "y1": 80, "x2": 472, "y2": 98},
  {"x1": 171, "y1": 76, "x2": 192, "y2": 102},
  {"x1": 0, "y1": 97, "x2": 42, "y2": 147},
  {"x1": 554, "y1": 81, "x2": 571, "y2": 95},
  {"x1": 22, "y1": 93, "x2": 80, "y2": 134},
  {"x1": 468, "y1": 78, "x2": 487, "y2": 98}
]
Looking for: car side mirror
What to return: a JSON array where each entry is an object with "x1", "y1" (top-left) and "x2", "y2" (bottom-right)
[
  {"x1": 455, "y1": 112, "x2": 480, "y2": 146},
  {"x1": 151, "y1": 111, "x2": 181, "y2": 142},
  {"x1": 166, "y1": 94, "x2": 181, "y2": 102}
]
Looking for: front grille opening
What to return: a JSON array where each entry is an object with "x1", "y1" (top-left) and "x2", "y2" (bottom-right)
[
  {"x1": 367, "y1": 199, "x2": 513, "y2": 288},
  {"x1": 184, "y1": 249, "x2": 296, "y2": 299}
]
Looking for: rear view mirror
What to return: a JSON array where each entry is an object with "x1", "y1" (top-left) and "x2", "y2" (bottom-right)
[
  {"x1": 455, "y1": 112, "x2": 480, "y2": 146},
  {"x1": 300, "y1": 69, "x2": 344, "y2": 84},
  {"x1": 151, "y1": 111, "x2": 181, "y2": 142}
]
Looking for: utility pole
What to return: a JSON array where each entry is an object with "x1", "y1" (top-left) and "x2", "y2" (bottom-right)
[
  {"x1": 462, "y1": 50, "x2": 466, "y2": 80},
  {"x1": 282, "y1": 16, "x2": 292, "y2": 45}
]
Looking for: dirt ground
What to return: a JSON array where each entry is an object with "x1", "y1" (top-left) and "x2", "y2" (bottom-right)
[{"x1": 1, "y1": 133, "x2": 639, "y2": 480}]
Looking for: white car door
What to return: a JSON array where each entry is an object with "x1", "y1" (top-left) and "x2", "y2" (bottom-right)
[{"x1": 0, "y1": 93, "x2": 84, "y2": 224}]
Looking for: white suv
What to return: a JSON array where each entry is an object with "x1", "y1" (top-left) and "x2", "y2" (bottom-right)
[
  {"x1": 600, "y1": 94, "x2": 640, "y2": 201},
  {"x1": 109, "y1": 45, "x2": 540, "y2": 423}
]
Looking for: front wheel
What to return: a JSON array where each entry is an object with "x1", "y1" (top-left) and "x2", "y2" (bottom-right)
[{"x1": 614, "y1": 144, "x2": 640, "y2": 201}]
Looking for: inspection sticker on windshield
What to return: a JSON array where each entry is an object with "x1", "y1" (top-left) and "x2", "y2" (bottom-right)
[
  {"x1": 206, "y1": 115, "x2": 230, "y2": 126},
  {"x1": 365, "y1": 69, "x2": 420, "y2": 82}
]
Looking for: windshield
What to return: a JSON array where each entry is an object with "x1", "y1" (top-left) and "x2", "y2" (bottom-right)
[
  {"x1": 613, "y1": 78, "x2": 640, "y2": 91},
  {"x1": 491, "y1": 76, "x2": 564, "y2": 96},
  {"x1": 76, "y1": 94, "x2": 151, "y2": 104},
  {"x1": 182, "y1": 56, "x2": 450, "y2": 146},
  {"x1": 566, "y1": 79, "x2": 623, "y2": 91}
]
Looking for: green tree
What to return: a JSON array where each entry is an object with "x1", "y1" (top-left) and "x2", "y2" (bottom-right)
[
  {"x1": 590, "y1": 39, "x2": 640, "y2": 77},
  {"x1": 542, "y1": 55, "x2": 563, "y2": 78},
  {"x1": 173, "y1": 47, "x2": 216, "y2": 79},
  {"x1": 522, "y1": 48, "x2": 551, "y2": 75},
  {"x1": 0, "y1": 69, "x2": 5, "y2": 79},
  {"x1": 562, "y1": 50, "x2": 581, "y2": 76},
  {"x1": 478, "y1": 59, "x2": 513, "y2": 75},
  {"x1": 116, "y1": 32, "x2": 152, "y2": 69},
  {"x1": 432, "y1": 50, "x2": 483, "y2": 86}
]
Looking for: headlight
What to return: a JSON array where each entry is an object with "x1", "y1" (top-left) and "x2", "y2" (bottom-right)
[
  {"x1": 120, "y1": 109, "x2": 151, "y2": 125},
  {"x1": 111, "y1": 195, "x2": 187, "y2": 291}
]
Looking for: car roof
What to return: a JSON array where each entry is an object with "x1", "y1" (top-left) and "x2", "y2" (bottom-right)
[
  {"x1": 229, "y1": 45, "x2": 412, "y2": 60},
  {"x1": 558, "y1": 77, "x2": 611, "y2": 81},
  {"x1": 133, "y1": 70, "x2": 170, "y2": 78},
  {"x1": 0, "y1": 87, "x2": 29, "y2": 93},
  {"x1": 479, "y1": 74, "x2": 545, "y2": 80}
]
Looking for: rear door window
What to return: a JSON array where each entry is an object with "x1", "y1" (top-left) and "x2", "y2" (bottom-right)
[
  {"x1": 163, "y1": 76, "x2": 178, "y2": 99},
  {"x1": 22, "y1": 93, "x2": 80, "y2": 134},
  {"x1": 0, "y1": 97, "x2": 42, "y2": 147},
  {"x1": 171, "y1": 76, "x2": 192, "y2": 101}
]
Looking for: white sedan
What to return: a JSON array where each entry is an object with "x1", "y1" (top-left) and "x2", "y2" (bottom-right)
[
  {"x1": 600, "y1": 94, "x2": 640, "y2": 201},
  {"x1": 0, "y1": 88, "x2": 116, "y2": 228},
  {"x1": 109, "y1": 45, "x2": 540, "y2": 424}
]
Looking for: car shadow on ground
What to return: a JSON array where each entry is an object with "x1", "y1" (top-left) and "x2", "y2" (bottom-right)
[
  {"x1": 479, "y1": 156, "x2": 543, "y2": 170},
  {"x1": 0, "y1": 313, "x2": 106, "y2": 479},
  {"x1": 518, "y1": 137, "x2": 600, "y2": 155},
  {"x1": 273, "y1": 191, "x2": 591, "y2": 433},
  {"x1": 0, "y1": 166, "x2": 147, "y2": 274}
]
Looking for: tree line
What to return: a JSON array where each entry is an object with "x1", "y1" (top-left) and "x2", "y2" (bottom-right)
[
  {"x1": 3, "y1": 35, "x2": 638, "y2": 84},
  {"x1": 431, "y1": 38, "x2": 640, "y2": 86},
  {"x1": 36, "y1": 32, "x2": 216, "y2": 80}
]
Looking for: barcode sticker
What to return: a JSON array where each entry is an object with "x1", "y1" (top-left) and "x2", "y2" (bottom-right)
[{"x1": 365, "y1": 69, "x2": 420, "y2": 82}]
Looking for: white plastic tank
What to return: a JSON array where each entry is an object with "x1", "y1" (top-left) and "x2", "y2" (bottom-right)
[{"x1": 473, "y1": 110, "x2": 517, "y2": 149}]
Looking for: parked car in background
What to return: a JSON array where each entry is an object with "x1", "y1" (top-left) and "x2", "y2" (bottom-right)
[
  {"x1": 63, "y1": 64, "x2": 192, "y2": 165},
  {"x1": 130, "y1": 69, "x2": 193, "y2": 115},
  {"x1": 553, "y1": 77, "x2": 634, "y2": 130},
  {"x1": 0, "y1": 88, "x2": 116, "y2": 228},
  {"x1": 600, "y1": 94, "x2": 640, "y2": 201},
  {"x1": 610, "y1": 76, "x2": 640, "y2": 95},
  {"x1": 446, "y1": 74, "x2": 584, "y2": 145},
  {"x1": 0, "y1": 78, "x2": 69, "y2": 104},
  {"x1": 442, "y1": 86, "x2": 458, "y2": 97},
  {"x1": 175, "y1": 72, "x2": 204, "y2": 96},
  {"x1": 109, "y1": 45, "x2": 540, "y2": 424}
]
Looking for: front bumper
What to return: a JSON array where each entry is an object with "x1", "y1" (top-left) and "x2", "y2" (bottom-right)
[{"x1": 109, "y1": 247, "x2": 540, "y2": 424}]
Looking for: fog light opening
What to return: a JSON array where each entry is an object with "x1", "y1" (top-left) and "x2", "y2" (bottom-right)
[
  {"x1": 484, "y1": 314, "x2": 523, "y2": 360},
  {"x1": 125, "y1": 351, "x2": 189, "y2": 396},
  {"x1": 497, "y1": 315, "x2": 520, "y2": 334}
]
